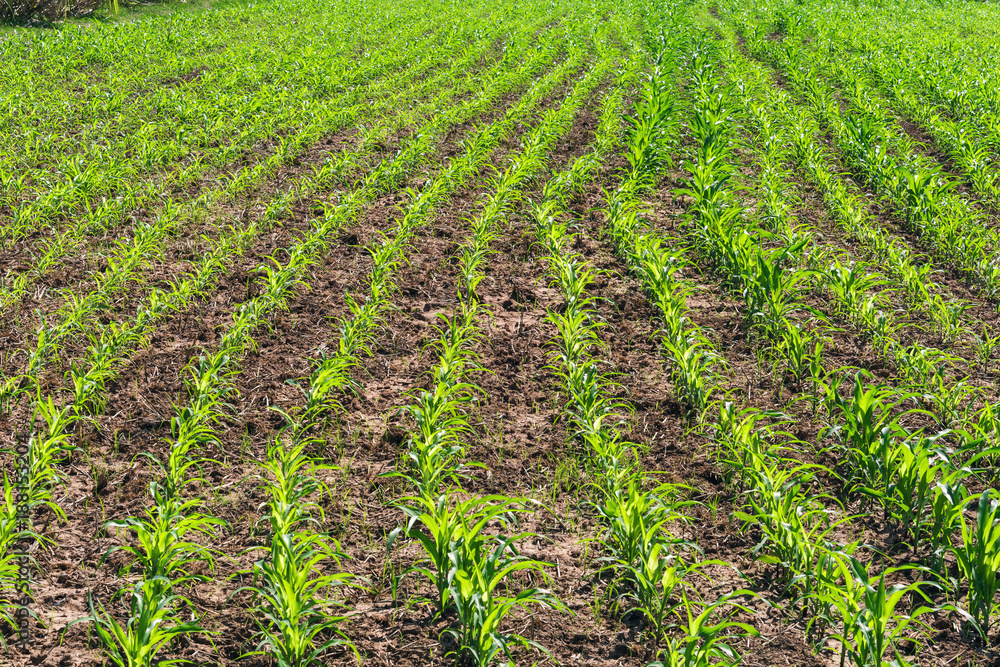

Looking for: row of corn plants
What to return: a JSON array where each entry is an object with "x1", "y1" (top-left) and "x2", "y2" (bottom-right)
[
  {"x1": 686, "y1": 6, "x2": 1000, "y2": 658},
  {"x1": 735, "y1": 15, "x2": 1000, "y2": 302},
  {"x1": 278, "y1": 48, "x2": 615, "y2": 437},
  {"x1": 0, "y1": 406, "x2": 80, "y2": 641},
  {"x1": 73, "y1": 358, "x2": 228, "y2": 665},
  {"x1": 601, "y1": 19, "x2": 982, "y2": 666},
  {"x1": 0, "y1": 32, "x2": 571, "y2": 651},
  {"x1": 748, "y1": 0, "x2": 1000, "y2": 206},
  {"x1": 586, "y1": 24, "x2": 768, "y2": 666},
  {"x1": 704, "y1": 24, "x2": 994, "y2": 440},
  {"x1": 536, "y1": 59, "x2": 739, "y2": 663},
  {"x1": 704, "y1": 0, "x2": 1000, "y2": 469},
  {"x1": 382, "y1": 58, "x2": 618, "y2": 665},
  {"x1": 680, "y1": 30, "x2": 972, "y2": 448},
  {"x1": 683, "y1": 39, "x2": 938, "y2": 667},
  {"x1": 0, "y1": 0, "x2": 498, "y2": 252}
]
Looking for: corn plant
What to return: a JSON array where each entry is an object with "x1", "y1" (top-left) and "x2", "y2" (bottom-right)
[
  {"x1": 619, "y1": 549, "x2": 716, "y2": 646},
  {"x1": 821, "y1": 374, "x2": 926, "y2": 507},
  {"x1": 390, "y1": 494, "x2": 523, "y2": 615},
  {"x1": 662, "y1": 335, "x2": 723, "y2": 419},
  {"x1": 921, "y1": 375, "x2": 976, "y2": 430},
  {"x1": 0, "y1": 478, "x2": 28, "y2": 644},
  {"x1": 593, "y1": 481, "x2": 695, "y2": 588},
  {"x1": 647, "y1": 592, "x2": 759, "y2": 667},
  {"x1": 778, "y1": 321, "x2": 824, "y2": 388},
  {"x1": 733, "y1": 457, "x2": 851, "y2": 609},
  {"x1": 711, "y1": 402, "x2": 798, "y2": 489},
  {"x1": 952, "y1": 489, "x2": 1000, "y2": 642},
  {"x1": 741, "y1": 243, "x2": 814, "y2": 342},
  {"x1": 971, "y1": 330, "x2": 1000, "y2": 371},
  {"x1": 103, "y1": 492, "x2": 222, "y2": 596},
  {"x1": 890, "y1": 343, "x2": 957, "y2": 389},
  {"x1": 930, "y1": 297, "x2": 971, "y2": 345},
  {"x1": 236, "y1": 438, "x2": 358, "y2": 666},
  {"x1": 239, "y1": 532, "x2": 358, "y2": 667},
  {"x1": 622, "y1": 53, "x2": 679, "y2": 192},
  {"x1": 885, "y1": 433, "x2": 953, "y2": 552},
  {"x1": 73, "y1": 580, "x2": 212, "y2": 667},
  {"x1": 817, "y1": 555, "x2": 936, "y2": 667},
  {"x1": 446, "y1": 525, "x2": 563, "y2": 666}
]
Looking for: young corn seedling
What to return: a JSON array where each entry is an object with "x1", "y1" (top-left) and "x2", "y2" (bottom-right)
[
  {"x1": 662, "y1": 335, "x2": 723, "y2": 421},
  {"x1": 618, "y1": 547, "x2": 717, "y2": 648},
  {"x1": 741, "y1": 243, "x2": 814, "y2": 343},
  {"x1": 593, "y1": 481, "x2": 696, "y2": 593},
  {"x1": 818, "y1": 554, "x2": 936, "y2": 667},
  {"x1": 821, "y1": 374, "x2": 925, "y2": 508},
  {"x1": 647, "y1": 592, "x2": 760, "y2": 667},
  {"x1": 389, "y1": 493, "x2": 523, "y2": 616},
  {"x1": 711, "y1": 401, "x2": 786, "y2": 489},
  {"x1": 953, "y1": 489, "x2": 1000, "y2": 642},
  {"x1": 889, "y1": 343, "x2": 957, "y2": 389},
  {"x1": 103, "y1": 489, "x2": 222, "y2": 595},
  {"x1": 884, "y1": 433, "x2": 952, "y2": 553},
  {"x1": 779, "y1": 321, "x2": 825, "y2": 390},
  {"x1": 733, "y1": 457, "x2": 851, "y2": 608},
  {"x1": 971, "y1": 330, "x2": 1000, "y2": 372},
  {"x1": 930, "y1": 296, "x2": 971, "y2": 345},
  {"x1": 240, "y1": 531, "x2": 358, "y2": 667},
  {"x1": 236, "y1": 438, "x2": 359, "y2": 666},
  {"x1": 446, "y1": 520, "x2": 564, "y2": 666},
  {"x1": 921, "y1": 375, "x2": 976, "y2": 431},
  {"x1": 622, "y1": 54, "x2": 680, "y2": 192},
  {"x1": 73, "y1": 579, "x2": 213, "y2": 667}
]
